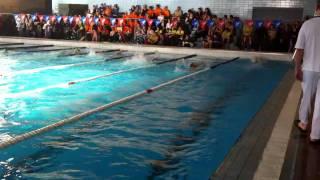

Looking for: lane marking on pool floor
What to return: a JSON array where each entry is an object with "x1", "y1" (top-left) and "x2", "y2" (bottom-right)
[
  {"x1": 3, "y1": 54, "x2": 198, "y2": 98},
  {"x1": 0, "y1": 57, "x2": 239, "y2": 149},
  {"x1": 57, "y1": 49, "x2": 125, "y2": 57}
]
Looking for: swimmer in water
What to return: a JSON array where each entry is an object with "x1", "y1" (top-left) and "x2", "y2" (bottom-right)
[
  {"x1": 189, "y1": 62, "x2": 206, "y2": 71},
  {"x1": 74, "y1": 48, "x2": 81, "y2": 54},
  {"x1": 3, "y1": 49, "x2": 8, "y2": 56}
]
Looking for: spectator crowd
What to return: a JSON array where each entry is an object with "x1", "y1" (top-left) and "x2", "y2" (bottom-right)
[{"x1": 11, "y1": 3, "x2": 304, "y2": 52}]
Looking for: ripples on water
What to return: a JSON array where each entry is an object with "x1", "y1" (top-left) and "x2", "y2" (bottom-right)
[{"x1": 0, "y1": 58, "x2": 289, "y2": 179}]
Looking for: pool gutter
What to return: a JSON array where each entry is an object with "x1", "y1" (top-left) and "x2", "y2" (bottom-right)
[{"x1": 253, "y1": 79, "x2": 301, "y2": 179}]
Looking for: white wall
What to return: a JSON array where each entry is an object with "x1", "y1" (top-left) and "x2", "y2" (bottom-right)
[{"x1": 52, "y1": 0, "x2": 311, "y2": 18}]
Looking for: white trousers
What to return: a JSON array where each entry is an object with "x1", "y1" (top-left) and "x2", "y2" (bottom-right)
[{"x1": 299, "y1": 70, "x2": 320, "y2": 139}]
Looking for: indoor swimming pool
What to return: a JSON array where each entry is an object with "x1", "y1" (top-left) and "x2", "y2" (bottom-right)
[{"x1": 0, "y1": 46, "x2": 290, "y2": 179}]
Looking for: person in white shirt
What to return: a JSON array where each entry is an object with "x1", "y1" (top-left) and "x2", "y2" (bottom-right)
[{"x1": 294, "y1": 0, "x2": 320, "y2": 143}]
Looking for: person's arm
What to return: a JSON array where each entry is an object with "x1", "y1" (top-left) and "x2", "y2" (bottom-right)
[
  {"x1": 294, "y1": 22, "x2": 306, "y2": 82},
  {"x1": 293, "y1": 49, "x2": 304, "y2": 81}
]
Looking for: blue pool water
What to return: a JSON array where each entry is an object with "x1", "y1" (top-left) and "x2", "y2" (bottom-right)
[{"x1": 0, "y1": 51, "x2": 290, "y2": 179}]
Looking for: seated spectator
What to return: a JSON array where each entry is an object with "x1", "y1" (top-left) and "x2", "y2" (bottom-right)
[
  {"x1": 25, "y1": 15, "x2": 33, "y2": 37},
  {"x1": 162, "y1": 6, "x2": 171, "y2": 18},
  {"x1": 121, "y1": 25, "x2": 133, "y2": 42},
  {"x1": 176, "y1": 25, "x2": 185, "y2": 45},
  {"x1": 43, "y1": 20, "x2": 52, "y2": 38},
  {"x1": 174, "y1": 6, "x2": 183, "y2": 18},
  {"x1": 147, "y1": 6, "x2": 155, "y2": 19},
  {"x1": 212, "y1": 32, "x2": 223, "y2": 48},
  {"x1": 91, "y1": 22, "x2": 98, "y2": 41},
  {"x1": 134, "y1": 24, "x2": 146, "y2": 44},
  {"x1": 242, "y1": 22, "x2": 253, "y2": 49},
  {"x1": 141, "y1": 5, "x2": 148, "y2": 16},
  {"x1": 204, "y1": 8, "x2": 212, "y2": 19},
  {"x1": 154, "y1": 4, "x2": 163, "y2": 17},
  {"x1": 147, "y1": 27, "x2": 159, "y2": 44},
  {"x1": 104, "y1": 6, "x2": 112, "y2": 17},
  {"x1": 222, "y1": 28, "x2": 232, "y2": 49},
  {"x1": 166, "y1": 19, "x2": 173, "y2": 31},
  {"x1": 109, "y1": 27, "x2": 120, "y2": 42},
  {"x1": 157, "y1": 12, "x2": 165, "y2": 23},
  {"x1": 182, "y1": 35, "x2": 195, "y2": 47},
  {"x1": 112, "y1": 4, "x2": 120, "y2": 17},
  {"x1": 155, "y1": 26, "x2": 164, "y2": 44},
  {"x1": 100, "y1": 23, "x2": 111, "y2": 41},
  {"x1": 11, "y1": 5, "x2": 302, "y2": 53}
]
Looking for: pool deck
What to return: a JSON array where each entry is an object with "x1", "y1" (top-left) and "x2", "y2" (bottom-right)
[{"x1": 0, "y1": 37, "x2": 308, "y2": 180}]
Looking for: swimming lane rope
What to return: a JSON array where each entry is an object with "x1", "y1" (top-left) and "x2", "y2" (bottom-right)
[{"x1": 12, "y1": 52, "x2": 152, "y2": 76}]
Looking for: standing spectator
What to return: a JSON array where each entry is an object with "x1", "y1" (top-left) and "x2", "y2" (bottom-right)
[
  {"x1": 294, "y1": 1, "x2": 320, "y2": 143},
  {"x1": 289, "y1": 22, "x2": 300, "y2": 52},
  {"x1": 278, "y1": 23, "x2": 289, "y2": 52},
  {"x1": 266, "y1": 24, "x2": 278, "y2": 51}
]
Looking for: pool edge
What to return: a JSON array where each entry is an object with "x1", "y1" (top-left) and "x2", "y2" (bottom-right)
[
  {"x1": 0, "y1": 36, "x2": 292, "y2": 62},
  {"x1": 212, "y1": 68, "x2": 300, "y2": 180}
]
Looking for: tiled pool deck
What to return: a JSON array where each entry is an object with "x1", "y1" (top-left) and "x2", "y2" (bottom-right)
[{"x1": 0, "y1": 37, "x2": 310, "y2": 180}]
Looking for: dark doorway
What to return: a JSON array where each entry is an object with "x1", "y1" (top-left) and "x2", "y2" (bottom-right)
[{"x1": 253, "y1": 7, "x2": 303, "y2": 21}]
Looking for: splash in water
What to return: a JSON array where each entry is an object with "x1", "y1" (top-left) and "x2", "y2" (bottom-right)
[
  {"x1": 88, "y1": 49, "x2": 96, "y2": 56},
  {"x1": 123, "y1": 53, "x2": 151, "y2": 66}
]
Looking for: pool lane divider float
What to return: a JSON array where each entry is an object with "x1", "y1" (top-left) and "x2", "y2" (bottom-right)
[
  {"x1": 95, "y1": 49, "x2": 121, "y2": 54},
  {"x1": 57, "y1": 49, "x2": 128, "y2": 57},
  {"x1": 11, "y1": 51, "x2": 152, "y2": 76},
  {"x1": 0, "y1": 45, "x2": 54, "y2": 51},
  {"x1": 154, "y1": 54, "x2": 197, "y2": 65},
  {"x1": 104, "y1": 51, "x2": 155, "y2": 61},
  {"x1": 0, "y1": 57, "x2": 239, "y2": 149},
  {"x1": 67, "y1": 54, "x2": 196, "y2": 85},
  {"x1": 0, "y1": 43, "x2": 24, "y2": 47},
  {"x1": 58, "y1": 49, "x2": 121, "y2": 57},
  {"x1": 23, "y1": 47, "x2": 87, "y2": 53}
]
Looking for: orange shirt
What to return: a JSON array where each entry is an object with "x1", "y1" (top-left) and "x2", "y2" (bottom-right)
[
  {"x1": 147, "y1": 9, "x2": 154, "y2": 17},
  {"x1": 162, "y1": 9, "x2": 170, "y2": 17},
  {"x1": 85, "y1": 24, "x2": 90, "y2": 32},
  {"x1": 154, "y1": 8, "x2": 162, "y2": 17}
]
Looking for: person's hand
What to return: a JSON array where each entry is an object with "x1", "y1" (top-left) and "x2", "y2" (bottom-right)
[{"x1": 295, "y1": 66, "x2": 303, "y2": 81}]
